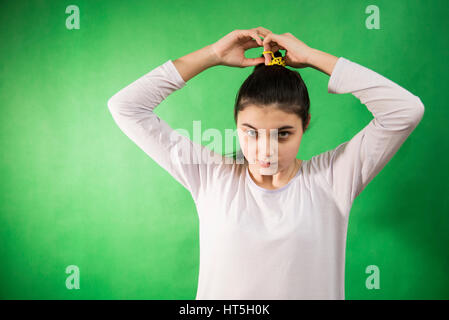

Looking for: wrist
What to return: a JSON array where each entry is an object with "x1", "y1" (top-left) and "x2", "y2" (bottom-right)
[
  {"x1": 173, "y1": 44, "x2": 220, "y2": 82},
  {"x1": 305, "y1": 48, "x2": 339, "y2": 76},
  {"x1": 205, "y1": 44, "x2": 221, "y2": 67},
  {"x1": 305, "y1": 48, "x2": 319, "y2": 66}
]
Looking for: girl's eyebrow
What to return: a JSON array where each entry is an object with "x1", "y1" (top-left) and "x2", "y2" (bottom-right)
[{"x1": 241, "y1": 123, "x2": 295, "y2": 130}]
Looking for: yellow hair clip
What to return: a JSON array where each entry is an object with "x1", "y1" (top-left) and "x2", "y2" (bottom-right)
[{"x1": 262, "y1": 50, "x2": 286, "y2": 67}]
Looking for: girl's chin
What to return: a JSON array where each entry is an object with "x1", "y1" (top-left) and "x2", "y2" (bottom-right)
[
  {"x1": 249, "y1": 160, "x2": 279, "y2": 166},
  {"x1": 249, "y1": 162, "x2": 280, "y2": 172}
]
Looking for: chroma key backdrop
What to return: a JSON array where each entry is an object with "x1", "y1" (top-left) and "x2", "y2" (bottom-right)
[{"x1": 0, "y1": 0, "x2": 448, "y2": 300}]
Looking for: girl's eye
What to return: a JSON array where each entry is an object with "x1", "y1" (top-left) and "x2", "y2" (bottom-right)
[
  {"x1": 246, "y1": 130, "x2": 290, "y2": 139},
  {"x1": 247, "y1": 130, "x2": 257, "y2": 137}
]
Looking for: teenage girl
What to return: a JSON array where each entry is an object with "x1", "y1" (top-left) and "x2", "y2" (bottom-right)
[{"x1": 108, "y1": 26, "x2": 424, "y2": 300}]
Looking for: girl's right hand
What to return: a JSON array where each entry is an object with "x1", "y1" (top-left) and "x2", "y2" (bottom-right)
[{"x1": 210, "y1": 29, "x2": 265, "y2": 68}]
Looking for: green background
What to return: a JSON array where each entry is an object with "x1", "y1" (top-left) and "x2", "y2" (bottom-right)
[{"x1": 1, "y1": 0, "x2": 447, "y2": 299}]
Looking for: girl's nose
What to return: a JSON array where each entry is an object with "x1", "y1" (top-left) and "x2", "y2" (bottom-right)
[{"x1": 257, "y1": 132, "x2": 278, "y2": 161}]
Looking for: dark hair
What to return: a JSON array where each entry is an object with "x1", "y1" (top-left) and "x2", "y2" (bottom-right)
[{"x1": 225, "y1": 51, "x2": 311, "y2": 162}]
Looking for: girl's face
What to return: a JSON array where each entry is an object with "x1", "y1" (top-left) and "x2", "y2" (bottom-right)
[{"x1": 236, "y1": 104, "x2": 307, "y2": 175}]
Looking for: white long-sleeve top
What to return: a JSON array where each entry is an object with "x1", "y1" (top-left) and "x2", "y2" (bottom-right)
[{"x1": 108, "y1": 57, "x2": 424, "y2": 300}]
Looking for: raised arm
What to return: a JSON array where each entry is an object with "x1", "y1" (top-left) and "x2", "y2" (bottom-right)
[
  {"x1": 107, "y1": 45, "x2": 224, "y2": 203},
  {"x1": 259, "y1": 29, "x2": 425, "y2": 217},
  {"x1": 107, "y1": 29, "x2": 271, "y2": 204},
  {"x1": 313, "y1": 55, "x2": 425, "y2": 217}
]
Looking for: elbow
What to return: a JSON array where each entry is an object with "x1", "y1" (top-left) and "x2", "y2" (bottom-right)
[
  {"x1": 107, "y1": 96, "x2": 120, "y2": 114},
  {"x1": 409, "y1": 96, "x2": 425, "y2": 127}
]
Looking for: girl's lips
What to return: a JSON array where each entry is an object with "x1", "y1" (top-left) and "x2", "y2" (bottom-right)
[{"x1": 259, "y1": 160, "x2": 276, "y2": 168}]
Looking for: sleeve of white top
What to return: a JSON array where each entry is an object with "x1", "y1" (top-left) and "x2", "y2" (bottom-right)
[
  {"x1": 316, "y1": 57, "x2": 425, "y2": 216},
  {"x1": 107, "y1": 60, "x2": 223, "y2": 203}
]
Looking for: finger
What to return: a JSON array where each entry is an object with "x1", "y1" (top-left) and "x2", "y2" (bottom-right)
[
  {"x1": 241, "y1": 57, "x2": 265, "y2": 68},
  {"x1": 262, "y1": 34, "x2": 280, "y2": 64},
  {"x1": 263, "y1": 34, "x2": 287, "y2": 65},
  {"x1": 253, "y1": 26, "x2": 273, "y2": 37},
  {"x1": 262, "y1": 33, "x2": 282, "y2": 47},
  {"x1": 271, "y1": 41, "x2": 286, "y2": 51},
  {"x1": 239, "y1": 29, "x2": 263, "y2": 46},
  {"x1": 251, "y1": 32, "x2": 263, "y2": 46},
  {"x1": 271, "y1": 44, "x2": 280, "y2": 52}
]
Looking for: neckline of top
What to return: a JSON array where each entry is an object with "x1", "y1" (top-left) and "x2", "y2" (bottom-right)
[{"x1": 245, "y1": 160, "x2": 304, "y2": 194}]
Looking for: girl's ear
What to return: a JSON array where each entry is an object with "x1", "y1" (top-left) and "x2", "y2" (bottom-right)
[{"x1": 305, "y1": 113, "x2": 311, "y2": 130}]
